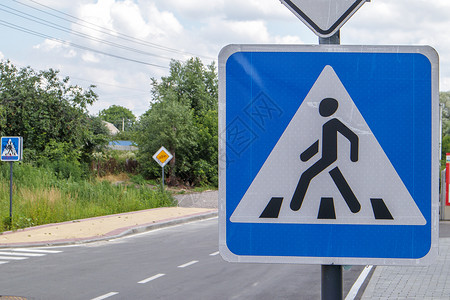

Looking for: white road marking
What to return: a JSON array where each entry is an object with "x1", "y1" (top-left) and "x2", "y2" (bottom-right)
[
  {"x1": 209, "y1": 251, "x2": 219, "y2": 256},
  {"x1": 12, "y1": 248, "x2": 62, "y2": 254},
  {"x1": 0, "y1": 261, "x2": 8, "y2": 264},
  {"x1": 0, "y1": 256, "x2": 28, "y2": 260},
  {"x1": 0, "y1": 251, "x2": 45, "y2": 257},
  {"x1": 344, "y1": 265, "x2": 373, "y2": 300},
  {"x1": 177, "y1": 260, "x2": 199, "y2": 268},
  {"x1": 138, "y1": 273, "x2": 165, "y2": 284},
  {"x1": 90, "y1": 292, "x2": 119, "y2": 300}
]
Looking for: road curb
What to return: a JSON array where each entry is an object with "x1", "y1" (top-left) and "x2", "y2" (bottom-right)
[{"x1": 0, "y1": 210, "x2": 218, "y2": 249}]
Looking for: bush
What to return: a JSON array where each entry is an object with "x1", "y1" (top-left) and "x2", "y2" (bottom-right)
[
  {"x1": 91, "y1": 150, "x2": 138, "y2": 176},
  {"x1": 50, "y1": 160, "x2": 83, "y2": 180}
]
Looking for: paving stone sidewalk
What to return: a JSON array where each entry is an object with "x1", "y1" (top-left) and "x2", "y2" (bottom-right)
[{"x1": 362, "y1": 238, "x2": 450, "y2": 299}]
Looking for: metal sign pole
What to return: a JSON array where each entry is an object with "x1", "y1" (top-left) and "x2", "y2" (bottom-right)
[
  {"x1": 322, "y1": 265, "x2": 343, "y2": 299},
  {"x1": 9, "y1": 161, "x2": 13, "y2": 223},
  {"x1": 319, "y1": 30, "x2": 343, "y2": 300},
  {"x1": 162, "y1": 166, "x2": 165, "y2": 191},
  {"x1": 319, "y1": 31, "x2": 340, "y2": 44}
]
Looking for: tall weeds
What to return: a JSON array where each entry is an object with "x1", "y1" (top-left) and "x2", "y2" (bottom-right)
[{"x1": 0, "y1": 163, "x2": 174, "y2": 231}]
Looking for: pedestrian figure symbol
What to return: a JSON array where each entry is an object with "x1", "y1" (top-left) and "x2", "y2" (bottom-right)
[
  {"x1": 290, "y1": 97, "x2": 361, "y2": 216},
  {"x1": 1, "y1": 139, "x2": 18, "y2": 157}
]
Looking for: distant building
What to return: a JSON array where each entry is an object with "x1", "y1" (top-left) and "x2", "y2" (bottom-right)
[
  {"x1": 108, "y1": 140, "x2": 138, "y2": 151},
  {"x1": 102, "y1": 121, "x2": 120, "y2": 135}
]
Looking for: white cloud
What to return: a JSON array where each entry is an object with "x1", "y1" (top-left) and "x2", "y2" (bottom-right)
[
  {"x1": 222, "y1": 0, "x2": 293, "y2": 20},
  {"x1": 33, "y1": 39, "x2": 77, "y2": 59},
  {"x1": 82, "y1": 52, "x2": 100, "y2": 63},
  {"x1": 443, "y1": 78, "x2": 450, "y2": 92},
  {"x1": 76, "y1": 0, "x2": 115, "y2": 37},
  {"x1": 4, "y1": 0, "x2": 449, "y2": 117},
  {"x1": 75, "y1": 0, "x2": 182, "y2": 44},
  {"x1": 154, "y1": 0, "x2": 221, "y2": 19},
  {"x1": 157, "y1": 0, "x2": 290, "y2": 21},
  {"x1": 110, "y1": 1, "x2": 150, "y2": 39},
  {"x1": 343, "y1": 0, "x2": 450, "y2": 91},
  {"x1": 33, "y1": 39, "x2": 62, "y2": 51},
  {"x1": 142, "y1": 2, "x2": 183, "y2": 39}
]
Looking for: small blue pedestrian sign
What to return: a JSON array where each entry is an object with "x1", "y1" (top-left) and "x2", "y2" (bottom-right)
[
  {"x1": 219, "y1": 45, "x2": 439, "y2": 266},
  {"x1": 1, "y1": 137, "x2": 23, "y2": 161}
]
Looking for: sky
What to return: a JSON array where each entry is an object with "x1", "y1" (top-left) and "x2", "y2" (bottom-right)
[{"x1": 0, "y1": 0, "x2": 449, "y2": 118}]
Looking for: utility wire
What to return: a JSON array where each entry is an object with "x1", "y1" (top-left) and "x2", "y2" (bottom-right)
[
  {"x1": 13, "y1": 0, "x2": 215, "y2": 60},
  {"x1": 0, "y1": 4, "x2": 174, "y2": 61},
  {"x1": 0, "y1": 20, "x2": 169, "y2": 69},
  {"x1": 70, "y1": 76, "x2": 149, "y2": 93}
]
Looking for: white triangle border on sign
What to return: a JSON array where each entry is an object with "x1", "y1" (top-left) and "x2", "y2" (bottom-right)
[{"x1": 230, "y1": 65, "x2": 426, "y2": 226}]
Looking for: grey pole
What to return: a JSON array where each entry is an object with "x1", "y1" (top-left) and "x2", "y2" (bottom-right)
[
  {"x1": 162, "y1": 166, "x2": 165, "y2": 191},
  {"x1": 9, "y1": 161, "x2": 13, "y2": 222},
  {"x1": 322, "y1": 265, "x2": 343, "y2": 300},
  {"x1": 319, "y1": 30, "x2": 343, "y2": 300},
  {"x1": 319, "y1": 31, "x2": 340, "y2": 45}
]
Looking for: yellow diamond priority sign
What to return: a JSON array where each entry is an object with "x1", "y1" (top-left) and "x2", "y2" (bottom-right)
[{"x1": 153, "y1": 146, "x2": 173, "y2": 167}]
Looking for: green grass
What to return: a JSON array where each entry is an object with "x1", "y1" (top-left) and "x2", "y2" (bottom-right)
[{"x1": 0, "y1": 163, "x2": 175, "y2": 231}]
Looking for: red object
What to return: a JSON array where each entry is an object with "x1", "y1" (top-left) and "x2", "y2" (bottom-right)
[{"x1": 446, "y1": 153, "x2": 450, "y2": 206}]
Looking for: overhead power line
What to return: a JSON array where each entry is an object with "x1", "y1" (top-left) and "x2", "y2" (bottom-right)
[
  {"x1": 0, "y1": 19, "x2": 169, "y2": 69},
  {"x1": 0, "y1": 4, "x2": 174, "y2": 61},
  {"x1": 13, "y1": 0, "x2": 215, "y2": 60},
  {"x1": 69, "y1": 76, "x2": 149, "y2": 93}
]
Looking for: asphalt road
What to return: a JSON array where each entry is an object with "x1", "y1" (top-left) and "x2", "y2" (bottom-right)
[{"x1": 0, "y1": 218, "x2": 364, "y2": 300}]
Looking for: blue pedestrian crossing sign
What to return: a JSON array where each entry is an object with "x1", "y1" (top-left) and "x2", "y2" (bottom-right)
[
  {"x1": 218, "y1": 45, "x2": 439, "y2": 265},
  {"x1": 1, "y1": 137, "x2": 23, "y2": 162}
]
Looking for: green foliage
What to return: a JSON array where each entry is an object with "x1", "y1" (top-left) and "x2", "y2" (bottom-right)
[
  {"x1": 130, "y1": 174, "x2": 147, "y2": 185},
  {"x1": 99, "y1": 104, "x2": 136, "y2": 132},
  {"x1": 82, "y1": 116, "x2": 110, "y2": 159},
  {"x1": 138, "y1": 95, "x2": 197, "y2": 183},
  {"x1": 0, "y1": 60, "x2": 107, "y2": 164},
  {"x1": 0, "y1": 104, "x2": 5, "y2": 136},
  {"x1": 194, "y1": 109, "x2": 218, "y2": 186},
  {"x1": 0, "y1": 163, "x2": 174, "y2": 231},
  {"x1": 442, "y1": 135, "x2": 450, "y2": 168},
  {"x1": 137, "y1": 58, "x2": 218, "y2": 186},
  {"x1": 151, "y1": 58, "x2": 217, "y2": 117},
  {"x1": 441, "y1": 91, "x2": 450, "y2": 137},
  {"x1": 92, "y1": 150, "x2": 138, "y2": 175},
  {"x1": 113, "y1": 129, "x2": 136, "y2": 141},
  {"x1": 36, "y1": 140, "x2": 84, "y2": 180},
  {"x1": 440, "y1": 91, "x2": 450, "y2": 168},
  {"x1": 43, "y1": 140, "x2": 81, "y2": 163}
]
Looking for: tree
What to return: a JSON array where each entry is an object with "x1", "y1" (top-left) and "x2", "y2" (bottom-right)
[
  {"x1": 137, "y1": 58, "x2": 218, "y2": 186},
  {"x1": 138, "y1": 94, "x2": 197, "y2": 184},
  {"x1": 99, "y1": 105, "x2": 136, "y2": 132},
  {"x1": 441, "y1": 92, "x2": 450, "y2": 137},
  {"x1": 0, "y1": 104, "x2": 5, "y2": 136},
  {"x1": 439, "y1": 91, "x2": 450, "y2": 168},
  {"x1": 151, "y1": 58, "x2": 217, "y2": 117},
  {"x1": 193, "y1": 109, "x2": 218, "y2": 185},
  {"x1": 82, "y1": 115, "x2": 110, "y2": 160},
  {"x1": 0, "y1": 60, "x2": 102, "y2": 164}
]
